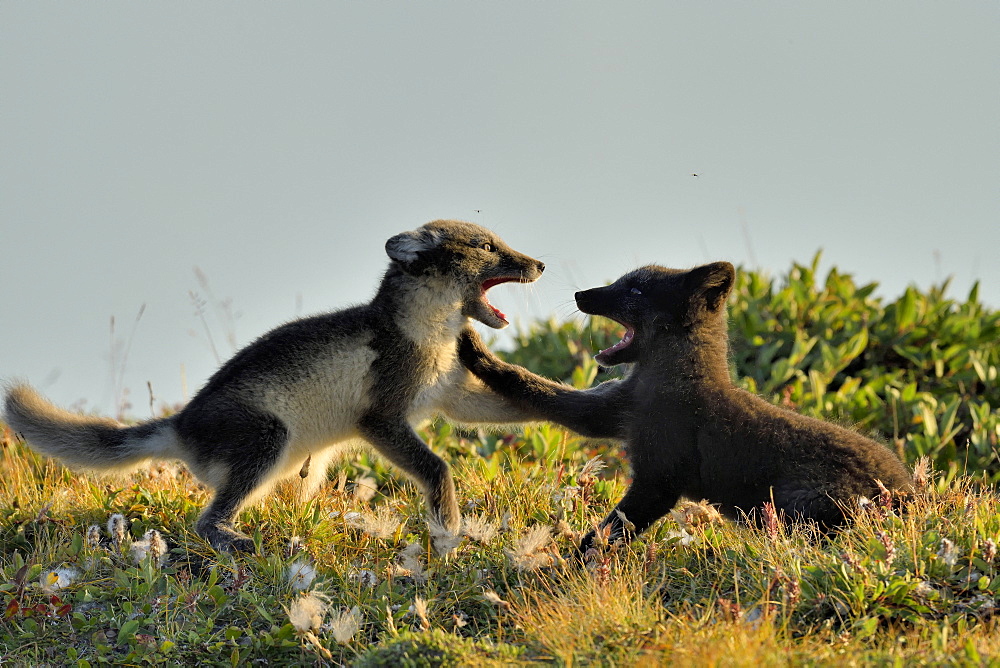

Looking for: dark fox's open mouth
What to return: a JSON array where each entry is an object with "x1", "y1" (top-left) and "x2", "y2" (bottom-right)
[
  {"x1": 481, "y1": 276, "x2": 534, "y2": 325},
  {"x1": 595, "y1": 317, "x2": 635, "y2": 364}
]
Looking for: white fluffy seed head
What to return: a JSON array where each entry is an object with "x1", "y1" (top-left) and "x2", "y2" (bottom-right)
[
  {"x1": 353, "y1": 476, "x2": 379, "y2": 503},
  {"x1": 937, "y1": 538, "x2": 960, "y2": 567},
  {"x1": 330, "y1": 606, "x2": 362, "y2": 643},
  {"x1": 429, "y1": 520, "x2": 463, "y2": 555},
  {"x1": 391, "y1": 542, "x2": 426, "y2": 582},
  {"x1": 287, "y1": 561, "x2": 317, "y2": 591},
  {"x1": 287, "y1": 592, "x2": 328, "y2": 633},
  {"x1": 506, "y1": 525, "x2": 553, "y2": 572},
  {"x1": 129, "y1": 529, "x2": 169, "y2": 566},
  {"x1": 349, "y1": 506, "x2": 402, "y2": 540},
  {"x1": 107, "y1": 514, "x2": 127, "y2": 545},
  {"x1": 462, "y1": 515, "x2": 498, "y2": 543}
]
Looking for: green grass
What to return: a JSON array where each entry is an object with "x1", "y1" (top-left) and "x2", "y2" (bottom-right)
[{"x1": 2, "y1": 421, "x2": 999, "y2": 666}]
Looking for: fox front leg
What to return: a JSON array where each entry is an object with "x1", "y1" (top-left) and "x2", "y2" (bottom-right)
[
  {"x1": 458, "y1": 329, "x2": 628, "y2": 439},
  {"x1": 358, "y1": 414, "x2": 461, "y2": 535},
  {"x1": 578, "y1": 474, "x2": 681, "y2": 556}
]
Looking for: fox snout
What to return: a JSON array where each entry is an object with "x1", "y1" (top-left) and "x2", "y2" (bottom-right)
[
  {"x1": 575, "y1": 286, "x2": 609, "y2": 315},
  {"x1": 519, "y1": 258, "x2": 545, "y2": 280}
]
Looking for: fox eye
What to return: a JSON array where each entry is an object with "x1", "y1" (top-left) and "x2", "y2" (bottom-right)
[
  {"x1": 481, "y1": 242, "x2": 494, "y2": 252},
  {"x1": 631, "y1": 287, "x2": 643, "y2": 296}
]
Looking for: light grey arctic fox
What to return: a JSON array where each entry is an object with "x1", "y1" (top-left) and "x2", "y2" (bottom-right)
[{"x1": 4, "y1": 220, "x2": 545, "y2": 553}]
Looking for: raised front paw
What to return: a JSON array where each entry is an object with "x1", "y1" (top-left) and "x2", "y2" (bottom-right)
[{"x1": 457, "y1": 328, "x2": 493, "y2": 374}]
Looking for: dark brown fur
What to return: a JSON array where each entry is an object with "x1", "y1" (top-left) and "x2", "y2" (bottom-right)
[{"x1": 460, "y1": 261, "x2": 913, "y2": 552}]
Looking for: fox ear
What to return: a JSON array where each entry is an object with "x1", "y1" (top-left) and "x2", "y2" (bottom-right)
[
  {"x1": 386, "y1": 227, "x2": 442, "y2": 265},
  {"x1": 686, "y1": 261, "x2": 735, "y2": 313}
]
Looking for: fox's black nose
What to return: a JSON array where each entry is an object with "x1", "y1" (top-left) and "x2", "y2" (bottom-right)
[
  {"x1": 538, "y1": 261, "x2": 546, "y2": 273},
  {"x1": 575, "y1": 289, "x2": 596, "y2": 312}
]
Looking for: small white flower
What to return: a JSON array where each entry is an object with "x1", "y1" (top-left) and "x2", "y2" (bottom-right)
[
  {"x1": 40, "y1": 567, "x2": 78, "y2": 593},
  {"x1": 330, "y1": 606, "x2": 362, "y2": 643},
  {"x1": 287, "y1": 561, "x2": 317, "y2": 591},
  {"x1": 287, "y1": 592, "x2": 327, "y2": 633}
]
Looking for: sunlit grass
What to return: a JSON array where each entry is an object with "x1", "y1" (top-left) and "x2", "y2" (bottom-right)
[{"x1": 2, "y1": 417, "x2": 999, "y2": 665}]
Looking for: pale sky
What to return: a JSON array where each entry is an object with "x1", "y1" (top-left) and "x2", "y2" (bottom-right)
[{"x1": 2, "y1": 2, "x2": 998, "y2": 415}]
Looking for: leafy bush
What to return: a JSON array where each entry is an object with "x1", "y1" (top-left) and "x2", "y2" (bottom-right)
[{"x1": 503, "y1": 253, "x2": 1000, "y2": 481}]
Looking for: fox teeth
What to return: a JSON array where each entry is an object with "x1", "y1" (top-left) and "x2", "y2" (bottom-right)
[{"x1": 600, "y1": 326, "x2": 634, "y2": 355}]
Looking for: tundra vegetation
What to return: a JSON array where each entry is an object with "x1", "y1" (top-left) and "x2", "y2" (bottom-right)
[{"x1": 2, "y1": 254, "x2": 999, "y2": 666}]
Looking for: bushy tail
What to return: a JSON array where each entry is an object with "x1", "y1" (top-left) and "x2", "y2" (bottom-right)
[{"x1": 3, "y1": 383, "x2": 182, "y2": 473}]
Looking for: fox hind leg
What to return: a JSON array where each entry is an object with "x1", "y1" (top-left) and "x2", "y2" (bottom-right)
[{"x1": 179, "y1": 404, "x2": 290, "y2": 553}]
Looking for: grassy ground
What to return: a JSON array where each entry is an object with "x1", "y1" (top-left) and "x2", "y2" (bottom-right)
[{"x1": 2, "y1": 418, "x2": 999, "y2": 667}]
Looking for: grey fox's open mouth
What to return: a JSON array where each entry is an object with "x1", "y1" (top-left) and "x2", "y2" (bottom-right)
[
  {"x1": 481, "y1": 276, "x2": 534, "y2": 325},
  {"x1": 595, "y1": 319, "x2": 635, "y2": 365}
]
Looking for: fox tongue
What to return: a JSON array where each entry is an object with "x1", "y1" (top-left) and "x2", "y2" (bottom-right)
[
  {"x1": 481, "y1": 278, "x2": 512, "y2": 323},
  {"x1": 484, "y1": 295, "x2": 506, "y2": 322}
]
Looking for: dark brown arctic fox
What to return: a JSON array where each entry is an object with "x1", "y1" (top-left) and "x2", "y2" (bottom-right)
[
  {"x1": 460, "y1": 261, "x2": 914, "y2": 552},
  {"x1": 5, "y1": 220, "x2": 545, "y2": 553}
]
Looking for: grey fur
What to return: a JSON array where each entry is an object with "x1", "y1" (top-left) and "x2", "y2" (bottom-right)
[{"x1": 4, "y1": 219, "x2": 544, "y2": 553}]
